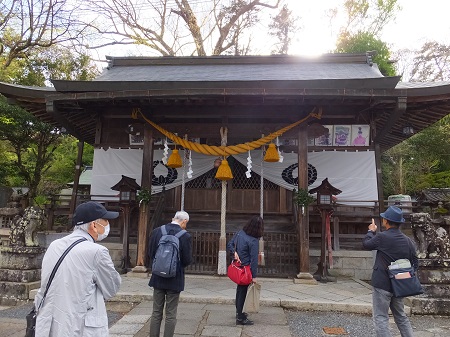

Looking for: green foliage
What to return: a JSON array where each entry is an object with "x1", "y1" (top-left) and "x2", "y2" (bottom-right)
[
  {"x1": 335, "y1": 31, "x2": 396, "y2": 76},
  {"x1": 1, "y1": 46, "x2": 99, "y2": 86},
  {"x1": 0, "y1": 95, "x2": 62, "y2": 200},
  {"x1": 137, "y1": 188, "x2": 152, "y2": 205},
  {"x1": 415, "y1": 171, "x2": 450, "y2": 191},
  {"x1": 435, "y1": 207, "x2": 448, "y2": 215},
  {"x1": 33, "y1": 195, "x2": 50, "y2": 208},
  {"x1": 293, "y1": 188, "x2": 315, "y2": 207},
  {"x1": 381, "y1": 115, "x2": 450, "y2": 197},
  {"x1": 43, "y1": 136, "x2": 94, "y2": 186},
  {"x1": 26, "y1": 47, "x2": 99, "y2": 83},
  {"x1": 0, "y1": 32, "x2": 97, "y2": 199}
]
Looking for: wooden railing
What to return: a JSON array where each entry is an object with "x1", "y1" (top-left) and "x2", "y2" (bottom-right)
[
  {"x1": 186, "y1": 232, "x2": 298, "y2": 277},
  {"x1": 292, "y1": 199, "x2": 421, "y2": 250},
  {"x1": 45, "y1": 194, "x2": 122, "y2": 230}
]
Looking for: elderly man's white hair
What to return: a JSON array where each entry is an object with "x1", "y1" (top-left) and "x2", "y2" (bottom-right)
[
  {"x1": 173, "y1": 210, "x2": 189, "y2": 221},
  {"x1": 76, "y1": 223, "x2": 91, "y2": 232}
]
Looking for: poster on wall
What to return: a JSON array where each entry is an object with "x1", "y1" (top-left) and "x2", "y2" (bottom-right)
[
  {"x1": 333, "y1": 125, "x2": 351, "y2": 146},
  {"x1": 315, "y1": 125, "x2": 333, "y2": 146},
  {"x1": 351, "y1": 125, "x2": 370, "y2": 146}
]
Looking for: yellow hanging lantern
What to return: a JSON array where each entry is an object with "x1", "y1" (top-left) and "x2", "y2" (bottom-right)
[
  {"x1": 215, "y1": 158, "x2": 233, "y2": 180},
  {"x1": 264, "y1": 143, "x2": 280, "y2": 162},
  {"x1": 167, "y1": 149, "x2": 183, "y2": 168}
]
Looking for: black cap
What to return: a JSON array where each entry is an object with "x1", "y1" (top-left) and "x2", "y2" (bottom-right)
[{"x1": 72, "y1": 201, "x2": 119, "y2": 226}]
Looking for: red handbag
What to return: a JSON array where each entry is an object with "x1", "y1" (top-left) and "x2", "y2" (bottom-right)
[{"x1": 227, "y1": 260, "x2": 252, "y2": 285}]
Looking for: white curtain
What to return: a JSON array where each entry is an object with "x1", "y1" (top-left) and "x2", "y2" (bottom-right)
[
  {"x1": 234, "y1": 150, "x2": 377, "y2": 203},
  {"x1": 91, "y1": 148, "x2": 377, "y2": 204},
  {"x1": 91, "y1": 148, "x2": 213, "y2": 198}
]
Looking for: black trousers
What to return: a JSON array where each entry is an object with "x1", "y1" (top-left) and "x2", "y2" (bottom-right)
[{"x1": 235, "y1": 284, "x2": 250, "y2": 318}]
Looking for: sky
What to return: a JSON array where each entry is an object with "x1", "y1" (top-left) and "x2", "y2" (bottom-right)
[
  {"x1": 286, "y1": 0, "x2": 450, "y2": 55},
  {"x1": 95, "y1": 0, "x2": 450, "y2": 61}
]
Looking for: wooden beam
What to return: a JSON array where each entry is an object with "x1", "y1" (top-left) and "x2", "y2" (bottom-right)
[{"x1": 374, "y1": 97, "x2": 407, "y2": 142}]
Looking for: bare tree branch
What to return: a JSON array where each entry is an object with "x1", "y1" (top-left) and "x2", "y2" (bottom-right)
[
  {"x1": 83, "y1": 0, "x2": 281, "y2": 56},
  {"x1": 0, "y1": 0, "x2": 90, "y2": 68}
]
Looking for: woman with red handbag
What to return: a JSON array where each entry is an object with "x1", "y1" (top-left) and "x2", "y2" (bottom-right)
[{"x1": 227, "y1": 215, "x2": 264, "y2": 325}]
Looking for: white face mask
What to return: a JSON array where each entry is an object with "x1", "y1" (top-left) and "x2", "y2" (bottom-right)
[{"x1": 95, "y1": 221, "x2": 110, "y2": 241}]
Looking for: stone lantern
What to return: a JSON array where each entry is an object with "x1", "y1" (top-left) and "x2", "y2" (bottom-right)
[{"x1": 111, "y1": 175, "x2": 141, "y2": 273}]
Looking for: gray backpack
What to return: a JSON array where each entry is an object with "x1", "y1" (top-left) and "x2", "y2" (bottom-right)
[{"x1": 152, "y1": 225, "x2": 186, "y2": 278}]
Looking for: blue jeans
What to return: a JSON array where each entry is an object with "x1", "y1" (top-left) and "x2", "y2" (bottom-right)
[
  {"x1": 372, "y1": 287, "x2": 414, "y2": 337},
  {"x1": 150, "y1": 288, "x2": 181, "y2": 337}
]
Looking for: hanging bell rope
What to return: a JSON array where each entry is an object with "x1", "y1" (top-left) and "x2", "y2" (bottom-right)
[
  {"x1": 215, "y1": 159, "x2": 233, "y2": 180},
  {"x1": 167, "y1": 148, "x2": 182, "y2": 168},
  {"x1": 259, "y1": 149, "x2": 265, "y2": 266},
  {"x1": 215, "y1": 127, "x2": 233, "y2": 180},
  {"x1": 133, "y1": 108, "x2": 321, "y2": 156},
  {"x1": 264, "y1": 143, "x2": 280, "y2": 162}
]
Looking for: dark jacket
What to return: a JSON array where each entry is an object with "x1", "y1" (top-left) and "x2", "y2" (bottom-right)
[
  {"x1": 227, "y1": 230, "x2": 259, "y2": 278},
  {"x1": 363, "y1": 227, "x2": 418, "y2": 292},
  {"x1": 148, "y1": 222, "x2": 193, "y2": 292}
]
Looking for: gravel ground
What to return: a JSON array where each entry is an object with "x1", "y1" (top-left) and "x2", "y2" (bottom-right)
[
  {"x1": 0, "y1": 302, "x2": 126, "y2": 327},
  {"x1": 286, "y1": 310, "x2": 450, "y2": 337}
]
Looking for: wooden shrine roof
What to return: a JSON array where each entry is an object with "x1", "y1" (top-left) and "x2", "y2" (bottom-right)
[{"x1": 1, "y1": 53, "x2": 450, "y2": 151}]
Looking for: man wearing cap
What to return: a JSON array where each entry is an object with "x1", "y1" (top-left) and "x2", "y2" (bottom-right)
[
  {"x1": 34, "y1": 201, "x2": 121, "y2": 337},
  {"x1": 148, "y1": 210, "x2": 193, "y2": 337},
  {"x1": 363, "y1": 206, "x2": 418, "y2": 337}
]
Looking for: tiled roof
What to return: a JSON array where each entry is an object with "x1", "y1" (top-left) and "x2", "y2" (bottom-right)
[
  {"x1": 95, "y1": 62, "x2": 385, "y2": 82},
  {"x1": 419, "y1": 188, "x2": 450, "y2": 204}
]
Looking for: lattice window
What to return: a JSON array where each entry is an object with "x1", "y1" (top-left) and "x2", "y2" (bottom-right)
[
  {"x1": 185, "y1": 156, "x2": 278, "y2": 190},
  {"x1": 229, "y1": 157, "x2": 278, "y2": 190},
  {"x1": 185, "y1": 168, "x2": 221, "y2": 189}
]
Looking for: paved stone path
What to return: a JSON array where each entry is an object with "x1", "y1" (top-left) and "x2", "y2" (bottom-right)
[{"x1": 1, "y1": 275, "x2": 449, "y2": 336}]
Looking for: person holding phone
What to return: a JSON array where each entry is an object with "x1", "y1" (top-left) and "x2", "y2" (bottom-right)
[{"x1": 363, "y1": 206, "x2": 418, "y2": 337}]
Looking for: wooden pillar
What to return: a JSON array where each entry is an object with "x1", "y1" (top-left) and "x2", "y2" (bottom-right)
[
  {"x1": 121, "y1": 204, "x2": 131, "y2": 273},
  {"x1": 132, "y1": 127, "x2": 154, "y2": 273},
  {"x1": 374, "y1": 142, "x2": 384, "y2": 223},
  {"x1": 295, "y1": 125, "x2": 316, "y2": 284},
  {"x1": 68, "y1": 141, "x2": 84, "y2": 227}
]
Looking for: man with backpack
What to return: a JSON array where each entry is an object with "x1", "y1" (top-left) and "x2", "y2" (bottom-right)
[{"x1": 148, "y1": 211, "x2": 193, "y2": 337}]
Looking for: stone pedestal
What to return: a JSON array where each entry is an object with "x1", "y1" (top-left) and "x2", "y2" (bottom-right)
[
  {"x1": 294, "y1": 272, "x2": 318, "y2": 285},
  {"x1": 128, "y1": 265, "x2": 149, "y2": 278},
  {"x1": 0, "y1": 246, "x2": 45, "y2": 305},
  {"x1": 405, "y1": 258, "x2": 450, "y2": 315}
]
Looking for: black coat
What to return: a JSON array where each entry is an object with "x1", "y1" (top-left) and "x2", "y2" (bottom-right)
[
  {"x1": 363, "y1": 227, "x2": 418, "y2": 292},
  {"x1": 148, "y1": 222, "x2": 193, "y2": 292}
]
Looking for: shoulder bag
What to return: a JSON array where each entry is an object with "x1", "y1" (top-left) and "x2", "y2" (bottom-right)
[
  {"x1": 387, "y1": 238, "x2": 424, "y2": 298},
  {"x1": 25, "y1": 238, "x2": 87, "y2": 337},
  {"x1": 227, "y1": 232, "x2": 252, "y2": 285}
]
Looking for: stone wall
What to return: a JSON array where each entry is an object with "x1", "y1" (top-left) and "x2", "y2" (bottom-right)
[
  {"x1": 103, "y1": 244, "x2": 375, "y2": 281},
  {"x1": 310, "y1": 249, "x2": 374, "y2": 281}
]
